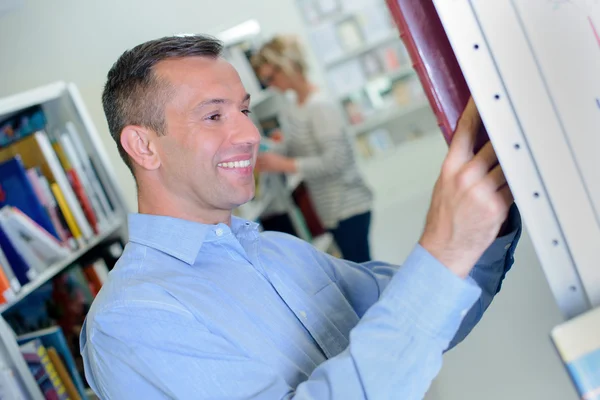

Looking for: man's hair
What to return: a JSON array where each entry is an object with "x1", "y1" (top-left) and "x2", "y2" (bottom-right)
[{"x1": 102, "y1": 35, "x2": 223, "y2": 173}]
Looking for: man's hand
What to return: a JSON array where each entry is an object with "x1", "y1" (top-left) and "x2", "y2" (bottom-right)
[
  {"x1": 256, "y1": 152, "x2": 297, "y2": 174},
  {"x1": 419, "y1": 98, "x2": 514, "y2": 278}
]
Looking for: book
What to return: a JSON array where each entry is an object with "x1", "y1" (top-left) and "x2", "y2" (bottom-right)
[
  {"x1": 35, "y1": 173, "x2": 77, "y2": 250},
  {"x1": 47, "y1": 348, "x2": 81, "y2": 400},
  {"x1": 0, "y1": 131, "x2": 94, "y2": 241},
  {"x1": 18, "y1": 326, "x2": 86, "y2": 399},
  {"x1": 51, "y1": 184, "x2": 84, "y2": 247},
  {"x1": 0, "y1": 245, "x2": 20, "y2": 294},
  {"x1": 552, "y1": 307, "x2": 600, "y2": 400},
  {"x1": 384, "y1": 0, "x2": 489, "y2": 152},
  {"x1": 6, "y1": 267, "x2": 95, "y2": 396},
  {"x1": 26, "y1": 168, "x2": 72, "y2": 247},
  {"x1": 0, "y1": 263, "x2": 16, "y2": 305},
  {"x1": 0, "y1": 156, "x2": 60, "y2": 240},
  {"x1": 58, "y1": 131, "x2": 108, "y2": 231},
  {"x1": 19, "y1": 339, "x2": 69, "y2": 400},
  {"x1": 0, "y1": 105, "x2": 46, "y2": 148},
  {"x1": 2, "y1": 206, "x2": 70, "y2": 262},
  {"x1": 0, "y1": 223, "x2": 35, "y2": 286},
  {"x1": 51, "y1": 141, "x2": 99, "y2": 235},
  {"x1": 0, "y1": 210, "x2": 47, "y2": 275},
  {"x1": 64, "y1": 122, "x2": 114, "y2": 221}
]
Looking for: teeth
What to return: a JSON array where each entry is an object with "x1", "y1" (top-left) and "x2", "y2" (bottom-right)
[{"x1": 218, "y1": 160, "x2": 251, "y2": 168}]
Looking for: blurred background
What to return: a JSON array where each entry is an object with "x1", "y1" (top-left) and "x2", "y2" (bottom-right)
[{"x1": 0, "y1": 0, "x2": 578, "y2": 398}]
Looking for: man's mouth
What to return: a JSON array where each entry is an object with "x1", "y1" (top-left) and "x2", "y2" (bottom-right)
[{"x1": 217, "y1": 159, "x2": 252, "y2": 169}]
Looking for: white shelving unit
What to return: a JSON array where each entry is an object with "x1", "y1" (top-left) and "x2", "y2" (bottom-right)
[{"x1": 0, "y1": 81, "x2": 129, "y2": 399}]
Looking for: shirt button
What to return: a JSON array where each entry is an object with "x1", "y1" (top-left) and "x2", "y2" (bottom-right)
[
  {"x1": 215, "y1": 228, "x2": 223, "y2": 236},
  {"x1": 299, "y1": 311, "x2": 307, "y2": 319},
  {"x1": 460, "y1": 309, "x2": 468, "y2": 318},
  {"x1": 504, "y1": 243, "x2": 511, "y2": 250}
]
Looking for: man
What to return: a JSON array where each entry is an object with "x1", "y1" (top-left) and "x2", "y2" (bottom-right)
[{"x1": 81, "y1": 34, "x2": 521, "y2": 399}]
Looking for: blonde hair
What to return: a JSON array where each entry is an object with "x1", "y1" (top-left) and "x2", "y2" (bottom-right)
[{"x1": 251, "y1": 35, "x2": 308, "y2": 77}]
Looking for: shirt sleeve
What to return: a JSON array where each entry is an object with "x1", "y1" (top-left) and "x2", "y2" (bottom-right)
[
  {"x1": 83, "y1": 258, "x2": 480, "y2": 400},
  {"x1": 314, "y1": 203, "x2": 523, "y2": 350},
  {"x1": 294, "y1": 100, "x2": 353, "y2": 180}
]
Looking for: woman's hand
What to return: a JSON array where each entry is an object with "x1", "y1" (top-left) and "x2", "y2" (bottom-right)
[{"x1": 256, "y1": 152, "x2": 297, "y2": 173}]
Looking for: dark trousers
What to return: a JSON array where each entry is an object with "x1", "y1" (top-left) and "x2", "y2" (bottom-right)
[
  {"x1": 329, "y1": 211, "x2": 372, "y2": 263},
  {"x1": 260, "y1": 213, "x2": 298, "y2": 237}
]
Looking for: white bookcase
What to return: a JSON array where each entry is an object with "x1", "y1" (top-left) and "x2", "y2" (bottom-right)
[{"x1": 0, "y1": 81, "x2": 129, "y2": 399}]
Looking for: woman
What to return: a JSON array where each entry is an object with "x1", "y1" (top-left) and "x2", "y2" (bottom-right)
[{"x1": 252, "y1": 35, "x2": 374, "y2": 263}]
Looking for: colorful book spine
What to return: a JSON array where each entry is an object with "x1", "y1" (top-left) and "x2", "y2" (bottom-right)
[
  {"x1": 0, "y1": 224, "x2": 34, "y2": 286},
  {"x1": 59, "y1": 132, "x2": 109, "y2": 231},
  {"x1": 33, "y1": 132, "x2": 93, "y2": 241},
  {"x1": 52, "y1": 141, "x2": 99, "y2": 235},
  {"x1": 0, "y1": 241, "x2": 22, "y2": 293},
  {"x1": 17, "y1": 326, "x2": 87, "y2": 399},
  {"x1": 36, "y1": 174, "x2": 77, "y2": 250},
  {"x1": 26, "y1": 168, "x2": 71, "y2": 246},
  {"x1": 2, "y1": 206, "x2": 70, "y2": 263},
  {"x1": 0, "y1": 156, "x2": 60, "y2": 240},
  {"x1": 47, "y1": 348, "x2": 81, "y2": 400},
  {"x1": 19, "y1": 339, "x2": 69, "y2": 400},
  {"x1": 0, "y1": 210, "x2": 46, "y2": 275},
  {"x1": 65, "y1": 122, "x2": 115, "y2": 220},
  {"x1": 50, "y1": 184, "x2": 84, "y2": 248}
]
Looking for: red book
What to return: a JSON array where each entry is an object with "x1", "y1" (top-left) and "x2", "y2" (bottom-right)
[
  {"x1": 66, "y1": 169, "x2": 99, "y2": 235},
  {"x1": 385, "y1": 0, "x2": 489, "y2": 152}
]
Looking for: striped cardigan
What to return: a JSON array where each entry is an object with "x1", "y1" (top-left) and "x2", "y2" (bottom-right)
[{"x1": 275, "y1": 92, "x2": 373, "y2": 229}]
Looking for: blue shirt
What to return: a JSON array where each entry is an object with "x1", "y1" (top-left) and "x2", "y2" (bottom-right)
[{"x1": 81, "y1": 206, "x2": 521, "y2": 399}]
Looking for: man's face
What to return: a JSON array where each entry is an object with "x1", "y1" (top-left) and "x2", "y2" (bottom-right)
[{"x1": 153, "y1": 56, "x2": 260, "y2": 213}]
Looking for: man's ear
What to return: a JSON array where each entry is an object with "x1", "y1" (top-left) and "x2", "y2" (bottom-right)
[{"x1": 120, "y1": 125, "x2": 161, "y2": 171}]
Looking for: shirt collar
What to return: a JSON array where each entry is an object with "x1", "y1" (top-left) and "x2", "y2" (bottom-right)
[{"x1": 127, "y1": 213, "x2": 260, "y2": 265}]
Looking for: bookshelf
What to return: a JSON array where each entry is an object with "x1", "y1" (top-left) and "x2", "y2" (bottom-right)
[
  {"x1": 0, "y1": 219, "x2": 123, "y2": 315},
  {"x1": 0, "y1": 81, "x2": 129, "y2": 399},
  {"x1": 294, "y1": 0, "x2": 440, "y2": 162}
]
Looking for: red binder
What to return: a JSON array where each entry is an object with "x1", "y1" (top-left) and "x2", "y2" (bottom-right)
[{"x1": 385, "y1": 0, "x2": 489, "y2": 152}]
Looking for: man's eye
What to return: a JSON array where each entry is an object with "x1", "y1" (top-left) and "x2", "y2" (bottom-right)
[
  {"x1": 242, "y1": 109, "x2": 252, "y2": 116},
  {"x1": 208, "y1": 114, "x2": 221, "y2": 121}
]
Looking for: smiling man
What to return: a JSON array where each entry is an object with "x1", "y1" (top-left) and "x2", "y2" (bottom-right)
[{"x1": 81, "y1": 35, "x2": 521, "y2": 399}]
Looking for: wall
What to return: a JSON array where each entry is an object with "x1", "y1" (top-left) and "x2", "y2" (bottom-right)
[{"x1": 0, "y1": 0, "x2": 324, "y2": 211}]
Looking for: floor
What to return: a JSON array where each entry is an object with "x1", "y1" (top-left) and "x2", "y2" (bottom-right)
[{"x1": 358, "y1": 133, "x2": 578, "y2": 400}]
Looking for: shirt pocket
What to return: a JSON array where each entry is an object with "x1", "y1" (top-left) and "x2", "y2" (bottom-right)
[{"x1": 311, "y1": 282, "x2": 359, "y2": 340}]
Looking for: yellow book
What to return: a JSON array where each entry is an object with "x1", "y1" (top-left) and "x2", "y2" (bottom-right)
[
  {"x1": 51, "y1": 183, "x2": 83, "y2": 244},
  {"x1": 48, "y1": 347, "x2": 81, "y2": 400},
  {"x1": 52, "y1": 141, "x2": 72, "y2": 171},
  {"x1": 0, "y1": 131, "x2": 93, "y2": 239}
]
